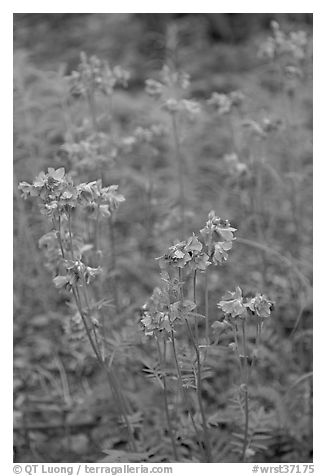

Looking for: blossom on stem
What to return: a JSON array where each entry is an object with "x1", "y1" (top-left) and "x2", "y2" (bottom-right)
[{"x1": 217, "y1": 287, "x2": 247, "y2": 318}]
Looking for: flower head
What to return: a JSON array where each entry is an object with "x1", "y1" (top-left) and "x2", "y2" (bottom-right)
[
  {"x1": 200, "y1": 211, "x2": 236, "y2": 263},
  {"x1": 217, "y1": 287, "x2": 247, "y2": 318},
  {"x1": 246, "y1": 294, "x2": 273, "y2": 318}
]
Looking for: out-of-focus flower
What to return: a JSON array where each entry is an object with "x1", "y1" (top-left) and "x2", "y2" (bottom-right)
[
  {"x1": 224, "y1": 153, "x2": 248, "y2": 177},
  {"x1": 207, "y1": 90, "x2": 245, "y2": 115},
  {"x1": 162, "y1": 98, "x2": 180, "y2": 113},
  {"x1": 207, "y1": 93, "x2": 232, "y2": 115},
  {"x1": 68, "y1": 52, "x2": 129, "y2": 98},
  {"x1": 258, "y1": 20, "x2": 308, "y2": 64},
  {"x1": 181, "y1": 99, "x2": 201, "y2": 116},
  {"x1": 145, "y1": 78, "x2": 164, "y2": 98}
]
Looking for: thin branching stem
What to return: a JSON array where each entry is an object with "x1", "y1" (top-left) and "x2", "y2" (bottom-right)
[
  {"x1": 156, "y1": 337, "x2": 179, "y2": 461},
  {"x1": 52, "y1": 212, "x2": 137, "y2": 452}
]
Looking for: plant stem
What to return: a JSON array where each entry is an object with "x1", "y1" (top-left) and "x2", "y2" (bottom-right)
[
  {"x1": 108, "y1": 214, "x2": 120, "y2": 316},
  {"x1": 53, "y1": 213, "x2": 136, "y2": 451},
  {"x1": 193, "y1": 270, "x2": 199, "y2": 347},
  {"x1": 74, "y1": 282, "x2": 137, "y2": 451},
  {"x1": 67, "y1": 210, "x2": 75, "y2": 259},
  {"x1": 185, "y1": 318, "x2": 212, "y2": 462},
  {"x1": 204, "y1": 271, "x2": 209, "y2": 345},
  {"x1": 241, "y1": 319, "x2": 249, "y2": 462},
  {"x1": 156, "y1": 337, "x2": 179, "y2": 461},
  {"x1": 171, "y1": 112, "x2": 185, "y2": 239},
  {"x1": 87, "y1": 89, "x2": 98, "y2": 132},
  {"x1": 169, "y1": 327, "x2": 204, "y2": 458}
]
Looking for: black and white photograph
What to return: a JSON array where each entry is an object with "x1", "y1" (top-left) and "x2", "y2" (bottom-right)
[{"x1": 13, "y1": 12, "x2": 313, "y2": 467}]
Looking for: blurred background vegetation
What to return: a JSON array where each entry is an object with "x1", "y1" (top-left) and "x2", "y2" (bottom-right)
[{"x1": 13, "y1": 13, "x2": 313, "y2": 464}]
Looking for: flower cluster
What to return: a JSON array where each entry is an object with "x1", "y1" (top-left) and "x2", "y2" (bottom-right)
[
  {"x1": 68, "y1": 52, "x2": 130, "y2": 98},
  {"x1": 258, "y1": 21, "x2": 308, "y2": 62},
  {"x1": 158, "y1": 234, "x2": 210, "y2": 272},
  {"x1": 146, "y1": 65, "x2": 190, "y2": 97},
  {"x1": 207, "y1": 90, "x2": 245, "y2": 115},
  {"x1": 77, "y1": 180, "x2": 125, "y2": 218},
  {"x1": 133, "y1": 124, "x2": 166, "y2": 144},
  {"x1": 37, "y1": 226, "x2": 101, "y2": 293},
  {"x1": 19, "y1": 167, "x2": 77, "y2": 217},
  {"x1": 217, "y1": 286, "x2": 273, "y2": 320},
  {"x1": 145, "y1": 65, "x2": 201, "y2": 118},
  {"x1": 200, "y1": 211, "x2": 237, "y2": 265},
  {"x1": 157, "y1": 211, "x2": 236, "y2": 273},
  {"x1": 140, "y1": 283, "x2": 196, "y2": 338},
  {"x1": 53, "y1": 259, "x2": 101, "y2": 292},
  {"x1": 116, "y1": 124, "x2": 166, "y2": 155},
  {"x1": 140, "y1": 287, "x2": 171, "y2": 337},
  {"x1": 162, "y1": 98, "x2": 201, "y2": 116},
  {"x1": 61, "y1": 132, "x2": 117, "y2": 173},
  {"x1": 19, "y1": 168, "x2": 125, "y2": 220}
]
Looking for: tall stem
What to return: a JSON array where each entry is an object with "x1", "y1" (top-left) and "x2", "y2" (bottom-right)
[
  {"x1": 108, "y1": 214, "x2": 120, "y2": 316},
  {"x1": 171, "y1": 112, "x2": 185, "y2": 239},
  {"x1": 170, "y1": 327, "x2": 204, "y2": 458},
  {"x1": 87, "y1": 89, "x2": 98, "y2": 132},
  {"x1": 185, "y1": 318, "x2": 212, "y2": 462},
  {"x1": 241, "y1": 319, "x2": 249, "y2": 462},
  {"x1": 156, "y1": 338, "x2": 179, "y2": 461},
  {"x1": 53, "y1": 214, "x2": 136, "y2": 451},
  {"x1": 67, "y1": 210, "x2": 75, "y2": 259},
  {"x1": 193, "y1": 270, "x2": 198, "y2": 346},
  {"x1": 204, "y1": 271, "x2": 209, "y2": 345}
]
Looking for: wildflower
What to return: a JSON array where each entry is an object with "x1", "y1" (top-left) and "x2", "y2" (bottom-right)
[
  {"x1": 77, "y1": 181, "x2": 125, "y2": 217},
  {"x1": 161, "y1": 65, "x2": 190, "y2": 90},
  {"x1": 246, "y1": 294, "x2": 273, "y2": 319},
  {"x1": 189, "y1": 252, "x2": 211, "y2": 271},
  {"x1": 162, "y1": 98, "x2": 180, "y2": 113},
  {"x1": 228, "y1": 342, "x2": 237, "y2": 352},
  {"x1": 159, "y1": 240, "x2": 192, "y2": 269},
  {"x1": 224, "y1": 153, "x2": 248, "y2": 177},
  {"x1": 19, "y1": 167, "x2": 78, "y2": 217},
  {"x1": 68, "y1": 52, "x2": 129, "y2": 98},
  {"x1": 145, "y1": 78, "x2": 164, "y2": 98},
  {"x1": 258, "y1": 20, "x2": 308, "y2": 65},
  {"x1": 212, "y1": 241, "x2": 233, "y2": 265},
  {"x1": 53, "y1": 259, "x2": 101, "y2": 291},
  {"x1": 217, "y1": 287, "x2": 247, "y2": 318},
  {"x1": 181, "y1": 99, "x2": 201, "y2": 116},
  {"x1": 61, "y1": 133, "x2": 117, "y2": 173},
  {"x1": 140, "y1": 287, "x2": 171, "y2": 337},
  {"x1": 170, "y1": 299, "x2": 196, "y2": 322},
  {"x1": 207, "y1": 93, "x2": 232, "y2": 115},
  {"x1": 200, "y1": 210, "x2": 236, "y2": 261},
  {"x1": 158, "y1": 234, "x2": 210, "y2": 272}
]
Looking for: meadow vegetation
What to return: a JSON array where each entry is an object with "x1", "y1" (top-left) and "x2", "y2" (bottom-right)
[{"x1": 13, "y1": 14, "x2": 313, "y2": 463}]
